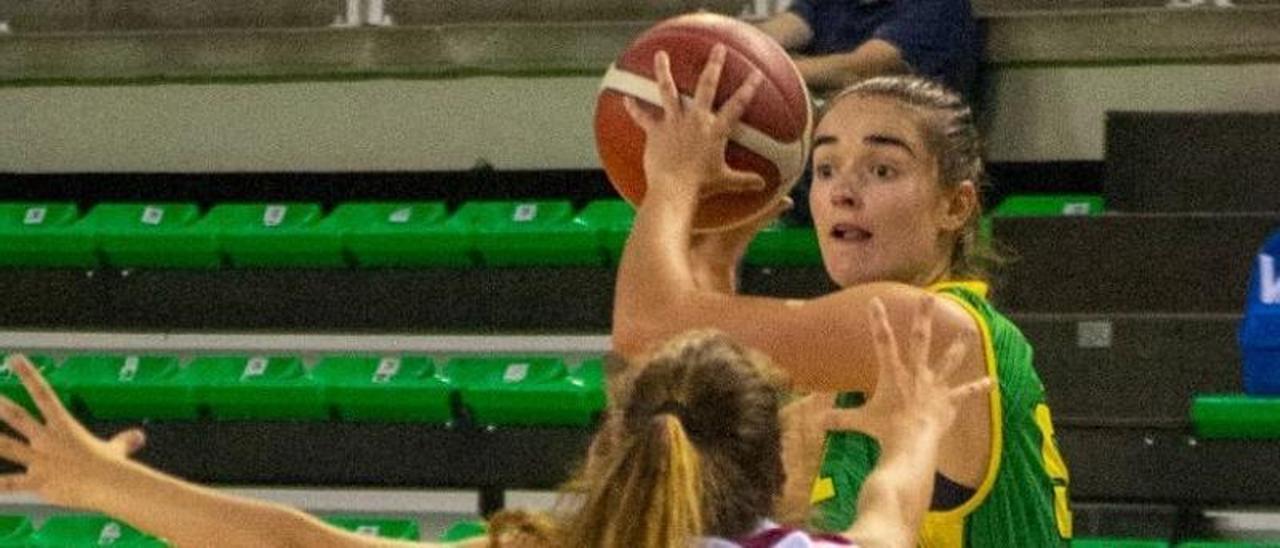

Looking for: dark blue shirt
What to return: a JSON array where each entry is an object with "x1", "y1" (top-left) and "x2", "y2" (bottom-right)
[{"x1": 788, "y1": 0, "x2": 981, "y2": 96}]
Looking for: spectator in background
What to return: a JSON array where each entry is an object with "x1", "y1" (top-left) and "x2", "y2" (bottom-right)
[{"x1": 755, "y1": 0, "x2": 982, "y2": 100}]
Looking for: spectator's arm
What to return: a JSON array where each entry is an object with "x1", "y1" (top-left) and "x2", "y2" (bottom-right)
[
  {"x1": 792, "y1": 39, "x2": 907, "y2": 92},
  {"x1": 870, "y1": 0, "x2": 980, "y2": 93},
  {"x1": 756, "y1": 11, "x2": 814, "y2": 51}
]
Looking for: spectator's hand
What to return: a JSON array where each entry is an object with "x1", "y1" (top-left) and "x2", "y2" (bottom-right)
[
  {"x1": 623, "y1": 44, "x2": 767, "y2": 203},
  {"x1": 830, "y1": 297, "x2": 991, "y2": 445},
  {"x1": 0, "y1": 355, "x2": 145, "y2": 510}
]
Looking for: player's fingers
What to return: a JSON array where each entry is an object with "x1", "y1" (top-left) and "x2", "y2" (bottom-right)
[
  {"x1": 653, "y1": 50, "x2": 683, "y2": 117},
  {"x1": 0, "y1": 397, "x2": 39, "y2": 442},
  {"x1": 936, "y1": 336, "x2": 970, "y2": 383},
  {"x1": 622, "y1": 96, "x2": 657, "y2": 131},
  {"x1": 106, "y1": 428, "x2": 147, "y2": 456},
  {"x1": 702, "y1": 170, "x2": 766, "y2": 197},
  {"x1": 908, "y1": 295, "x2": 935, "y2": 376},
  {"x1": 0, "y1": 434, "x2": 31, "y2": 466},
  {"x1": 867, "y1": 298, "x2": 902, "y2": 395},
  {"x1": 8, "y1": 356, "x2": 71, "y2": 426},
  {"x1": 0, "y1": 474, "x2": 31, "y2": 493},
  {"x1": 714, "y1": 70, "x2": 763, "y2": 133},
  {"x1": 694, "y1": 43, "x2": 727, "y2": 111},
  {"x1": 951, "y1": 377, "x2": 993, "y2": 405}
]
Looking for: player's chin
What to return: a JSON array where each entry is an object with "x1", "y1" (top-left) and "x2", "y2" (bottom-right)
[{"x1": 821, "y1": 260, "x2": 877, "y2": 289}]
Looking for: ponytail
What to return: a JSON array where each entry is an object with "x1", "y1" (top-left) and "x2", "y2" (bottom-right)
[
  {"x1": 563, "y1": 413, "x2": 704, "y2": 548},
  {"x1": 490, "y1": 331, "x2": 787, "y2": 546}
]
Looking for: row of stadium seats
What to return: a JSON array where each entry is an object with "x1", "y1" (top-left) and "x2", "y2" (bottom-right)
[
  {"x1": 0, "y1": 194, "x2": 1104, "y2": 270},
  {"x1": 0, "y1": 513, "x2": 420, "y2": 546},
  {"x1": 4, "y1": 350, "x2": 1275, "y2": 437},
  {"x1": 1190, "y1": 395, "x2": 1280, "y2": 439},
  {"x1": 978, "y1": 192, "x2": 1104, "y2": 240},
  {"x1": 1, "y1": 353, "x2": 604, "y2": 427},
  {"x1": 0, "y1": 200, "x2": 632, "y2": 268}
]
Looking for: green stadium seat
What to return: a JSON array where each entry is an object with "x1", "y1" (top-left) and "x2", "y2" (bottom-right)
[
  {"x1": 84, "y1": 203, "x2": 220, "y2": 269},
  {"x1": 0, "y1": 355, "x2": 66, "y2": 416},
  {"x1": 54, "y1": 355, "x2": 194, "y2": 420},
  {"x1": 0, "y1": 515, "x2": 34, "y2": 547},
  {"x1": 313, "y1": 356, "x2": 452, "y2": 423},
  {"x1": 444, "y1": 356, "x2": 605, "y2": 426},
  {"x1": 30, "y1": 515, "x2": 167, "y2": 547},
  {"x1": 1191, "y1": 395, "x2": 1280, "y2": 439},
  {"x1": 746, "y1": 220, "x2": 822, "y2": 266},
  {"x1": 1071, "y1": 538, "x2": 1170, "y2": 548},
  {"x1": 0, "y1": 203, "x2": 96, "y2": 268},
  {"x1": 324, "y1": 516, "x2": 420, "y2": 540},
  {"x1": 455, "y1": 201, "x2": 598, "y2": 266},
  {"x1": 329, "y1": 202, "x2": 470, "y2": 267},
  {"x1": 993, "y1": 194, "x2": 1105, "y2": 217},
  {"x1": 439, "y1": 520, "x2": 488, "y2": 542},
  {"x1": 575, "y1": 199, "x2": 634, "y2": 264},
  {"x1": 206, "y1": 203, "x2": 344, "y2": 267},
  {"x1": 185, "y1": 356, "x2": 325, "y2": 420},
  {"x1": 981, "y1": 194, "x2": 1106, "y2": 245}
]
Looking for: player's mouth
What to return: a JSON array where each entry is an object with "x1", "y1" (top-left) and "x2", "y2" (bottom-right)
[{"x1": 831, "y1": 223, "x2": 873, "y2": 243}]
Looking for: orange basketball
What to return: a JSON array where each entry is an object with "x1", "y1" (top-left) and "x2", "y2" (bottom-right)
[{"x1": 595, "y1": 12, "x2": 812, "y2": 233}]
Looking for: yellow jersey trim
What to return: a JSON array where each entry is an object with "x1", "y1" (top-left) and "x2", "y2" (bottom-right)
[
  {"x1": 919, "y1": 281, "x2": 1005, "y2": 546},
  {"x1": 1035, "y1": 404, "x2": 1074, "y2": 538},
  {"x1": 927, "y1": 280, "x2": 990, "y2": 299},
  {"x1": 811, "y1": 476, "x2": 836, "y2": 504}
]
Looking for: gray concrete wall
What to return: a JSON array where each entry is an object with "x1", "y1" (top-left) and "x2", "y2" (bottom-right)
[{"x1": 4, "y1": 61, "x2": 1280, "y2": 171}]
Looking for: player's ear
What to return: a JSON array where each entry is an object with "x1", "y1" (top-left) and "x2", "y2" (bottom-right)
[{"x1": 939, "y1": 179, "x2": 977, "y2": 232}]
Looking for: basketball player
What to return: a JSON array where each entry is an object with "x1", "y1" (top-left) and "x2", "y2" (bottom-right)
[{"x1": 613, "y1": 45, "x2": 1070, "y2": 546}]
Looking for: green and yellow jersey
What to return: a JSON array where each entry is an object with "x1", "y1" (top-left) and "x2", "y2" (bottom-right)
[{"x1": 809, "y1": 281, "x2": 1071, "y2": 547}]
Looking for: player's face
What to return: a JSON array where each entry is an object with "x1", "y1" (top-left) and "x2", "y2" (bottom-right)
[{"x1": 808, "y1": 95, "x2": 957, "y2": 288}]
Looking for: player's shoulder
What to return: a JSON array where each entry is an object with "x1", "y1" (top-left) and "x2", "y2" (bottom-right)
[{"x1": 825, "y1": 281, "x2": 978, "y2": 333}]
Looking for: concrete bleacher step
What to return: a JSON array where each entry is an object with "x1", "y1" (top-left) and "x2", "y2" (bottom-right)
[
  {"x1": 0, "y1": 265, "x2": 835, "y2": 332},
  {"x1": 1071, "y1": 503, "x2": 1184, "y2": 542},
  {"x1": 385, "y1": 0, "x2": 742, "y2": 25},
  {"x1": 0, "y1": 419, "x2": 590, "y2": 489},
  {"x1": 4, "y1": 1, "x2": 1278, "y2": 82},
  {"x1": 0, "y1": 416, "x2": 1270, "y2": 509},
  {"x1": 0, "y1": 268, "x2": 618, "y2": 331},
  {"x1": 0, "y1": 0, "x2": 741, "y2": 32},
  {"x1": 6, "y1": 0, "x2": 1277, "y2": 32},
  {"x1": 976, "y1": 0, "x2": 1280, "y2": 15},
  {"x1": 993, "y1": 213, "x2": 1280, "y2": 314},
  {"x1": 0, "y1": 0, "x2": 336, "y2": 31},
  {"x1": 1012, "y1": 313, "x2": 1242, "y2": 426},
  {"x1": 1107, "y1": 112, "x2": 1280, "y2": 213},
  {"x1": 1059, "y1": 427, "x2": 1280, "y2": 505}
]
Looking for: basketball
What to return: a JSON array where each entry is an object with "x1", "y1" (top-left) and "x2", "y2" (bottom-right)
[{"x1": 594, "y1": 12, "x2": 813, "y2": 233}]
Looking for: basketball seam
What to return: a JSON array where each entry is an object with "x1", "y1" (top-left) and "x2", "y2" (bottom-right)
[
  {"x1": 633, "y1": 24, "x2": 812, "y2": 146},
  {"x1": 599, "y1": 64, "x2": 807, "y2": 186}
]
